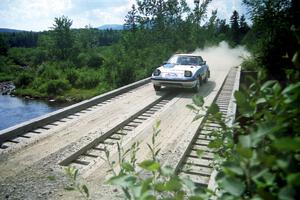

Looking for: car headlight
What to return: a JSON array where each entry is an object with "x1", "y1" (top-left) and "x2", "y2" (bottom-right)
[
  {"x1": 184, "y1": 70, "x2": 192, "y2": 77},
  {"x1": 153, "y1": 69, "x2": 161, "y2": 76}
]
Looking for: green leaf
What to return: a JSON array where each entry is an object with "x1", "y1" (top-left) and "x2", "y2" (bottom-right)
[
  {"x1": 234, "y1": 91, "x2": 255, "y2": 117},
  {"x1": 143, "y1": 195, "x2": 156, "y2": 200},
  {"x1": 196, "y1": 149, "x2": 204, "y2": 158},
  {"x1": 207, "y1": 103, "x2": 219, "y2": 115},
  {"x1": 193, "y1": 114, "x2": 203, "y2": 122},
  {"x1": 208, "y1": 139, "x2": 222, "y2": 148},
  {"x1": 192, "y1": 94, "x2": 204, "y2": 107},
  {"x1": 64, "y1": 186, "x2": 75, "y2": 191},
  {"x1": 273, "y1": 137, "x2": 300, "y2": 151},
  {"x1": 239, "y1": 135, "x2": 251, "y2": 148},
  {"x1": 122, "y1": 162, "x2": 135, "y2": 172},
  {"x1": 262, "y1": 172, "x2": 275, "y2": 186},
  {"x1": 234, "y1": 90, "x2": 247, "y2": 104},
  {"x1": 81, "y1": 185, "x2": 89, "y2": 198},
  {"x1": 272, "y1": 82, "x2": 282, "y2": 94},
  {"x1": 141, "y1": 178, "x2": 153, "y2": 195},
  {"x1": 282, "y1": 82, "x2": 300, "y2": 95},
  {"x1": 155, "y1": 120, "x2": 161, "y2": 129},
  {"x1": 161, "y1": 165, "x2": 174, "y2": 176},
  {"x1": 181, "y1": 177, "x2": 196, "y2": 192},
  {"x1": 278, "y1": 186, "x2": 296, "y2": 200},
  {"x1": 73, "y1": 168, "x2": 78, "y2": 181},
  {"x1": 165, "y1": 177, "x2": 182, "y2": 191},
  {"x1": 237, "y1": 145, "x2": 252, "y2": 159},
  {"x1": 220, "y1": 177, "x2": 245, "y2": 196},
  {"x1": 189, "y1": 196, "x2": 204, "y2": 200},
  {"x1": 256, "y1": 98, "x2": 266, "y2": 105},
  {"x1": 287, "y1": 173, "x2": 300, "y2": 187},
  {"x1": 276, "y1": 159, "x2": 289, "y2": 169},
  {"x1": 251, "y1": 122, "x2": 274, "y2": 145},
  {"x1": 108, "y1": 174, "x2": 137, "y2": 188},
  {"x1": 260, "y1": 80, "x2": 277, "y2": 91},
  {"x1": 223, "y1": 162, "x2": 244, "y2": 176},
  {"x1": 186, "y1": 104, "x2": 197, "y2": 111},
  {"x1": 252, "y1": 169, "x2": 268, "y2": 183},
  {"x1": 174, "y1": 191, "x2": 185, "y2": 199},
  {"x1": 154, "y1": 182, "x2": 166, "y2": 192},
  {"x1": 139, "y1": 160, "x2": 160, "y2": 172}
]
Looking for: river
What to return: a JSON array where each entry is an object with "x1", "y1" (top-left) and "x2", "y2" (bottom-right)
[{"x1": 0, "y1": 95, "x2": 67, "y2": 131}]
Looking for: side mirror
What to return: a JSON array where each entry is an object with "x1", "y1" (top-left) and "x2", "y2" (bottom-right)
[
  {"x1": 203, "y1": 61, "x2": 206, "y2": 65},
  {"x1": 163, "y1": 61, "x2": 168, "y2": 65}
]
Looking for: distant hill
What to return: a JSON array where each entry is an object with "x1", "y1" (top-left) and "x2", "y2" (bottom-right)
[
  {"x1": 98, "y1": 24, "x2": 123, "y2": 30},
  {"x1": 0, "y1": 28, "x2": 26, "y2": 33}
]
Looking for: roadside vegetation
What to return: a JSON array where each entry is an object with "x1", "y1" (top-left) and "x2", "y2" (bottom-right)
[{"x1": 0, "y1": 0, "x2": 250, "y2": 102}]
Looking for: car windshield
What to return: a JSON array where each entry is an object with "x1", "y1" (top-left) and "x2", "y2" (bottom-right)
[{"x1": 168, "y1": 55, "x2": 203, "y2": 65}]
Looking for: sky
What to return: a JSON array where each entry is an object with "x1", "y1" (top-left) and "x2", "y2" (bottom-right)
[{"x1": 0, "y1": 0, "x2": 247, "y2": 31}]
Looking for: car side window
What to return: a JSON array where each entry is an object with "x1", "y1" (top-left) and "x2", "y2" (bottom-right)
[{"x1": 198, "y1": 56, "x2": 203, "y2": 63}]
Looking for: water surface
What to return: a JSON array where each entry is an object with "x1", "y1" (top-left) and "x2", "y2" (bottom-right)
[{"x1": 0, "y1": 95, "x2": 67, "y2": 131}]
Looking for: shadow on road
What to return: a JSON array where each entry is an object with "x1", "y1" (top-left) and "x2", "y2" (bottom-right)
[{"x1": 154, "y1": 80, "x2": 216, "y2": 99}]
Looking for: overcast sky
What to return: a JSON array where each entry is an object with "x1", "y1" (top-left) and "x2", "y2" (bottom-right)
[{"x1": 0, "y1": 0, "x2": 246, "y2": 31}]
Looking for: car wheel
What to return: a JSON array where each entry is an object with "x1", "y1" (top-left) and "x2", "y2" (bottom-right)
[
  {"x1": 154, "y1": 85, "x2": 161, "y2": 91},
  {"x1": 204, "y1": 74, "x2": 208, "y2": 83},
  {"x1": 193, "y1": 78, "x2": 201, "y2": 93}
]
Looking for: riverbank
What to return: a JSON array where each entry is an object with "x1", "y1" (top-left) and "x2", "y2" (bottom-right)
[
  {"x1": 12, "y1": 86, "x2": 111, "y2": 103},
  {"x1": 0, "y1": 81, "x2": 15, "y2": 95}
]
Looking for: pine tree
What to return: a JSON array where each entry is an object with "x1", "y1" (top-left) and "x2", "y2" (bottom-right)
[
  {"x1": 230, "y1": 10, "x2": 240, "y2": 44},
  {"x1": 124, "y1": 5, "x2": 138, "y2": 31}
]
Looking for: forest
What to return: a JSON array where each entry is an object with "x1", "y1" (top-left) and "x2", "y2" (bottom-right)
[{"x1": 0, "y1": 0, "x2": 253, "y2": 102}]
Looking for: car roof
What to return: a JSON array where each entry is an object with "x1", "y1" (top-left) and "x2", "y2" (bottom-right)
[{"x1": 173, "y1": 53, "x2": 201, "y2": 57}]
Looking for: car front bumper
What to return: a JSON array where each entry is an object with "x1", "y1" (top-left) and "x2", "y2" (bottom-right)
[{"x1": 151, "y1": 77, "x2": 197, "y2": 88}]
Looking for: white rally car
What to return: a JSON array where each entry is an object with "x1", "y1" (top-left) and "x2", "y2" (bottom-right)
[{"x1": 151, "y1": 54, "x2": 210, "y2": 92}]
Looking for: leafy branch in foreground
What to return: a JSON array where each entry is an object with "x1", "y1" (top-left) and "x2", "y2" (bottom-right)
[
  {"x1": 188, "y1": 75, "x2": 300, "y2": 200},
  {"x1": 106, "y1": 119, "x2": 215, "y2": 199},
  {"x1": 64, "y1": 166, "x2": 89, "y2": 199}
]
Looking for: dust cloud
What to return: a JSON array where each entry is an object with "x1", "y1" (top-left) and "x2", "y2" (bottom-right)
[{"x1": 192, "y1": 41, "x2": 250, "y2": 71}]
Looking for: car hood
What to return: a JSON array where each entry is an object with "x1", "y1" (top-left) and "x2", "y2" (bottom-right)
[{"x1": 158, "y1": 63, "x2": 200, "y2": 73}]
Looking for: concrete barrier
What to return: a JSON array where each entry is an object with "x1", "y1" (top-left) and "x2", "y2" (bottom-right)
[{"x1": 0, "y1": 78, "x2": 151, "y2": 144}]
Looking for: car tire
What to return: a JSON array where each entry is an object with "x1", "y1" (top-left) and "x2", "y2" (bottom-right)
[
  {"x1": 204, "y1": 74, "x2": 208, "y2": 83},
  {"x1": 193, "y1": 78, "x2": 201, "y2": 93},
  {"x1": 154, "y1": 85, "x2": 161, "y2": 91}
]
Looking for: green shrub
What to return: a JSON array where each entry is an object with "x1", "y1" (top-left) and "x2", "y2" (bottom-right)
[
  {"x1": 31, "y1": 77, "x2": 44, "y2": 90},
  {"x1": 43, "y1": 79, "x2": 71, "y2": 95},
  {"x1": 30, "y1": 48, "x2": 47, "y2": 66},
  {"x1": 77, "y1": 52, "x2": 104, "y2": 68},
  {"x1": 241, "y1": 57, "x2": 260, "y2": 71},
  {"x1": 86, "y1": 53, "x2": 104, "y2": 68},
  {"x1": 75, "y1": 71, "x2": 100, "y2": 89},
  {"x1": 38, "y1": 63, "x2": 60, "y2": 80},
  {"x1": 76, "y1": 52, "x2": 89, "y2": 67},
  {"x1": 0, "y1": 73, "x2": 14, "y2": 82},
  {"x1": 57, "y1": 60, "x2": 76, "y2": 69},
  {"x1": 14, "y1": 72, "x2": 34, "y2": 87},
  {"x1": 65, "y1": 68, "x2": 79, "y2": 86}
]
